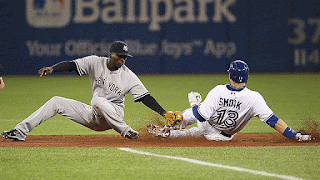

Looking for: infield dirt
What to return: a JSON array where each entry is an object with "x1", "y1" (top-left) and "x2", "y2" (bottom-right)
[{"x1": 1, "y1": 133, "x2": 319, "y2": 148}]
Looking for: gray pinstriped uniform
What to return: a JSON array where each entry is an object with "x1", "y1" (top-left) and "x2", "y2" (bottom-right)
[{"x1": 15, "y1": 55, "x2": 149, "y2": 138}]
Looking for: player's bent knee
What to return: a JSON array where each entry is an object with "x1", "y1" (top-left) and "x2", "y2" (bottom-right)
[
  {"x1": 91, "y1": 97, "x2": 117, "y2": 114},
  {"x1": 47, "y1": 96, "x2": 61, "y2": 105},
  {"x1": 91, "y1": 97, "x2": 103, "y2": 108},
  {"x1": 47, "y1": 96, "x2": 72, "y2": 109},
  {"x1": 50, "y1": 96, "x2": 63, "y2": 102}
]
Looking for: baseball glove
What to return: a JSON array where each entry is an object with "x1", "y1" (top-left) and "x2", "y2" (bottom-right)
[{"x1": 164, "y1": 111, "x2": 183, "y2": 127}]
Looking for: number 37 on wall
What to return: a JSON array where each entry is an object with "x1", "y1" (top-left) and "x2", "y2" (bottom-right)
[{"x1": 288, "y1": 18, "x2": 320, "y2": 45}]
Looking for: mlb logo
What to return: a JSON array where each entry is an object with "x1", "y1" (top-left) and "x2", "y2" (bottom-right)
[{"x1": 26, "y1": 0, "x2": 71, "y2": 28}]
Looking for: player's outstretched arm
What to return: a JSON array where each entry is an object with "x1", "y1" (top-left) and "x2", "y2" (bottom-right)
[
  {"x1": 138, "y1": 95, "x2": 166, "y2": 116},
  {"x1": 273, "y1": 119, "x2": 311, "y2": 141},
  {"x1": 138, "y1": 95, "x2": 183, "y2": 127},
  {"x1": 38, "y1": 61, "x2": 77, "y2": 77}
]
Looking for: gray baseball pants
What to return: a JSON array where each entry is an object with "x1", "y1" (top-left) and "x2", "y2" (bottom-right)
[{"x1": 14, "y1": 96, "x2": 134, "y2": 139}]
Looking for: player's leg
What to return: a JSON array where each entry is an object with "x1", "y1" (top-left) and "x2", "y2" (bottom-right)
[
  {"x1": 170, "y1": 108, "x2": 235, "y2": 140},
  {"x1": 147, "y1": 108, "x2": 204, "y2": 138},
  {"x1": 91, "y1": 97, "x2": 138, "y2": 139},
  {"x1": 203, "y1": 127, "x2": 235, "y2": 141},
  {"x1": 170, "y1": 108, "x2": 197, "y2": 130},
  {"x1": 169, "y1": 108, "x2": 205, "y2": 137},
  {"x1": 10, "y1": 96, "x2": 101, "y2": 140}
]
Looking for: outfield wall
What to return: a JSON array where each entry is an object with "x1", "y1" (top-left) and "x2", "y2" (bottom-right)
[{"x1": 0, "y1": 0, "x2": 319, "y2": 75}]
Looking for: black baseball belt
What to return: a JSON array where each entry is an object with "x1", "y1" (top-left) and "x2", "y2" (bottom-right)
[
  {"x1": 220, "y1": 131, "x2": 232, "y2": 138},
  {"x1": 208, "y1": 121, "x2": 232, "y2": 138}
]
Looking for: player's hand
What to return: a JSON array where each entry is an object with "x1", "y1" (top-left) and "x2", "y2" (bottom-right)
[
  {"x1": 164, "y1": 111, "x2": 183, "y2": 127},
  {"x1": 295, "y1": 133, "x2": 311, "y2": 141},
  {"x1": 38, "y1": 67, "x2": 53, "y2": 77},
  {"x1": 188, "y1": 92, "x2": 202, "y2": 107},
  {"x1": 0, "y1": 77, "x2": 5, "y2": 90}
]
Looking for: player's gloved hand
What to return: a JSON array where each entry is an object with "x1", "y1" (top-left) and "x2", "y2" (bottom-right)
[
  {"x1": 295, "y1": 133, "x2": 311, "y2": 141},
  {"x1": 164, "y1": 111, "x2": 183, "y2": 127},
  {"x1": 38, "y1": 67, "x2": 53, "y2": 77},
  {"x1": 188, "y1": 92, "x2": 202, "y2": 107}
]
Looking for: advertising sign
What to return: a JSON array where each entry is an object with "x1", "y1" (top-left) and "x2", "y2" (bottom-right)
[{"x1": 0, "y1": 0, "x2": 319, "y2": 75}]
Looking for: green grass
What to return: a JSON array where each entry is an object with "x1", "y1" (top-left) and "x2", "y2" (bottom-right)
[
  {"x1": 0, "y1": 74, "x2": 319, "y2": 134},
  {"x1": 142, "y1": 146, "x2": 320, "y2": 180},
  {"x1": 0, "y1": 146, "x2": 319, "y2": 180},
  {"x1": 0, "y1": 74, "x2": 319, "y2": 180}
]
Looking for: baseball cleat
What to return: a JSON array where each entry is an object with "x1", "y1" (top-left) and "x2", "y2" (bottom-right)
[
  {"x1": 1, "y1": 129, "x2": 25, "y2": 141},
  {"x1": 147, "y1": 124, "x2": 170, "y2": 138},
  {"x1": 124, "y1": 130, "x2": 139, "y2": 139}
]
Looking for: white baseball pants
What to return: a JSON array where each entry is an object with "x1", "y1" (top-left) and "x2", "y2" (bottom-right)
[{"x1": 169, "y1": 108, "x2": 234, "y2": 141}]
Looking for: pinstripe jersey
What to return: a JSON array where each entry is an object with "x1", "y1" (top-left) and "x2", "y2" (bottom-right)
[
  {"x1": 198, "y1": 84, "x2": 275, "y2": 135},
  {"x1": 74, "y1": 55, "x2": 149, "y2": 108}
]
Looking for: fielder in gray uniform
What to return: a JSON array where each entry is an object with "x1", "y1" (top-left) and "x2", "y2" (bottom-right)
[
  {"x1": 2, "y1": 41, "x2": 168, "y2": 141},
  {"x1": 148, "y1": 60, "x2": 311, "y2": 141}
]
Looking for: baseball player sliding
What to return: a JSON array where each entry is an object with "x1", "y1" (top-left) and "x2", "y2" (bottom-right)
[
  {"x1": 147, "y1": 60, "x2": 311, "y2": 141},
  {"x1": 2, "y1": 41, "x2": 172, "y2": 141}
]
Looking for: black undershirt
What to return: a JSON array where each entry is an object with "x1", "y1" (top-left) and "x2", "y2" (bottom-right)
[
  {"x1": 50, "y1": 61, "x2": 166, "y2": 116},
  {"x1": 137, "y1": 95, "x2": 166, "y2": 116},
  {"x1": 51, "y1": 61, "x2": 78, "y2": 75}
]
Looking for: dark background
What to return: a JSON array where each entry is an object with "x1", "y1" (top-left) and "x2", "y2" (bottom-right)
[{"x1": 0, "y1": 0, "x2": 319, "y2": 75}]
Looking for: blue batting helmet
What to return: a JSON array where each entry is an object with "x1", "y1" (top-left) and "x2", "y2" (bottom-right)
[{"x1": 227, "y1": 60, "x2": 249, "y2": 83}]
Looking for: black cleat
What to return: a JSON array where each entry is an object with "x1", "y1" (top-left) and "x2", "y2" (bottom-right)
[
  {"x1": 2, "y1": 129, "x2": 25, "y2": 141},
  {"x1": 125, "y1": 130, "x2": 139, "y2": 139}
]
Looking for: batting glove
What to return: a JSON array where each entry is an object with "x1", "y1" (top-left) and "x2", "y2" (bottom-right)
[
  {"x1": 188, "y1": 92, "x2": 202, "y2": 107},
  {"x1": 295, "y1": 133, "x2": 311, "y2": 141}
]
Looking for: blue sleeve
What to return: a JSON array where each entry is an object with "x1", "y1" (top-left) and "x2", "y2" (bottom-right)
[
  {"x1": 266, "y1": 114, "x2": 279, "y2": 127},
  {"x1": 282, "y1": 127, "x2": 297, "y2": 139},
  {"x1": 192, "y1": 105, "x2": 206, "y2": 122}
]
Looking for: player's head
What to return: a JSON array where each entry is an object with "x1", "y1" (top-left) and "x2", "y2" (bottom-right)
[
  {"x1": 227, "y1": 60, "x2": 249, "y2": 83},
  {"x1": 109, "y1": 41, "x2": 133, "y2": 58}
]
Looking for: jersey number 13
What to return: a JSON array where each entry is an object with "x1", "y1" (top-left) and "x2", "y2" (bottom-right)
[{"x1": 216, "y1": 109, "x2": 238, "y2": 128}]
